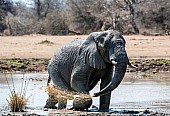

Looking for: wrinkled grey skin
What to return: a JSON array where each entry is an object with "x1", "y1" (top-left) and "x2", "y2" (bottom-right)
[{"x1": 45, "y1": 30, "x2": 135, "y2": 111}]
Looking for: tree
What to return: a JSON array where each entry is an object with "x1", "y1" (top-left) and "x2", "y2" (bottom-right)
[
  {"x1": 32, "y1": 0, "x2": 69, "y2": 35},
  {"x1": 33, "y1": 0, "x2": 51, "y2": 20},
  {"x1": 135, "y1": 0, "x2": 170, "y2": 33},
  {"x1": 124, "y1": 0, "x2": 139, "y2": 34},
  {"x1": 0, "y1": 0, "x2": 15, "y2": 33},
  {"x1": 66, "y1": 0, "x2": 142, "y2": 34},
  {"x1": 67, "y1": 0, "x2": 107, "y2": 34},
  {"x1": 1, "y1": 0, "x2": 170, "y2": 35}
]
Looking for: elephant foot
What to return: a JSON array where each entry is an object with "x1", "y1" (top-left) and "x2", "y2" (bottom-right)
[
  {"x1": 73, "y1": 95, "x2": 92, "y2": 111},
  {"x1": 99, "y1": 109, "x2": 109, "y2": 112},
  {"x1": 58, "y1": 97, "x2": 67, "y2": 109},
  {"x1": 99, "y1": 104, "x2": 109, "y2": 112},
  {"x1": 44, "y1": 98, "x2": 58, "y2": 109}
]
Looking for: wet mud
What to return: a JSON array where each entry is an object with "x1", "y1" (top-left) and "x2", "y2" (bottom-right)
[
  {"x1": 0, "y1": 58, "x2": 49, "y2": 73},
  {"x1": 128, "y1": 59, "x2": 170, "y2": 72},
  {"x1": 1, "y1": 109, "x2": 162, "y2": 116}
]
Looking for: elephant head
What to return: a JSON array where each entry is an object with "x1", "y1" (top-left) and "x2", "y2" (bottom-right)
[{"x1": 79, "y1": 30, "x2": 135, "y2": 97}]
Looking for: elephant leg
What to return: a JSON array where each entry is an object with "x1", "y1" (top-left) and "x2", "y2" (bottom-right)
[
  {"x1": 89, "y1": 79, "x2": 99, "y2": 91},
  {"x1": 44, "y1": 95, "x2": 58, "y2": 109},
  {"x1": 45, "y1": 91, "x2": 67, "y2": 109},
  {"x1": 58, "y1": 97, "x2": 67, "y2": 109},
  {"x1": 99, "y1": 92, "x2": 111, "y2": 112},
  {"x1": 50, "y1": 69, "x2": 72, "y2": 91},
  {"x1": 45, "y1": 69, "x2": 72, "y2": 109},
  {"x1": 99, "y1": 75, "x2": 112, "y2": 112}
]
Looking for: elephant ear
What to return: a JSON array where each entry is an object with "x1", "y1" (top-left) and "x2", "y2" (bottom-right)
[{"x1": 78, "y1": 32, "x2": 106, "y2": 69}]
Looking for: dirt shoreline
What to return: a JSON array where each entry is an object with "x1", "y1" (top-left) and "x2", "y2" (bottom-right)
[
  {"x1": 1, "y1": 109, "x2": 164, "y2": 116},
  {"x1": 0, "y1": 58, "x2": 169, "y2": 73},
  {"x1": 0, "y1": 34, "x2": 169, "y2": 73}
]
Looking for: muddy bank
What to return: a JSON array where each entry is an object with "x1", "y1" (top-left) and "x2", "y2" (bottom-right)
[
  {"x1": 1, "y1": 109, "x2": 165, "y2": 116},
  {"x1": 128, "y1": 59, "x2": 170, "y2": 72},
  {"x1": 0, "y1": 58, "x2": 49, "y2": 73},
  {"x1": 0, "y1": 58, "x2": 169, "y2": 73}
]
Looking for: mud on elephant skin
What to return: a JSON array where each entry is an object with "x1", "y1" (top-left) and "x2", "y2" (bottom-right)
[{"x1": 45, "y1": 30, "x2": 135, "y2": 111}]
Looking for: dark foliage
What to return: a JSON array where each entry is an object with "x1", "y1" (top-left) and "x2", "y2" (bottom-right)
[{"x1": 0, "y1": 0, "x2": 170, "y2": 35}]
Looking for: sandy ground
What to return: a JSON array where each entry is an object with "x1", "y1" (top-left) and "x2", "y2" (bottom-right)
[{"x1": 0, "y1": 34, "x2": 170, "y2": 59}]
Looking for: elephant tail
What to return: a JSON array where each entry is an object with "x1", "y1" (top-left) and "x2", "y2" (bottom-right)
[{"x1": 47, "y1": 75, "x2": 51, "y2": 86}]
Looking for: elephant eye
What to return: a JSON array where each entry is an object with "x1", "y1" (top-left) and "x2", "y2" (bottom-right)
[
  {"x1": 117, "y1": 42, "x2": 122, "y2": 45},
  {"x1": 115, "y1": 41, "x2": 123, "y2": 47},
  {"x1": 104, "y1": 40, "x2": 109, "y2": 48}
]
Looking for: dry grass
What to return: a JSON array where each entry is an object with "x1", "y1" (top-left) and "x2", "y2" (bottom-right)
[
  {"x1": 45, "y1": 84, "x2": 74, "y2": 100},
  {"x1": 5, "y1": 74, "x2": 29, "y2": 112},
  {"x1": 46, "y1": 85, "x2": 93, "y2": 110},
  {"x1": 7, "y1": 91, "x2": 27, "y2": 112},
  {"x1": 38, "y1": 39, "x2": 54, "y2": 44},
  {"x1": 45, "y1": 84, "x2": 92, "y2": 101}
]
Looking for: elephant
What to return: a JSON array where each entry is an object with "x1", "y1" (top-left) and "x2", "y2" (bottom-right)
[{"x1": 44, "y1": 30, "x2": 136, "y2": 111}]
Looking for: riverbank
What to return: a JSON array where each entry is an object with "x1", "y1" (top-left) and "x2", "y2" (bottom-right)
[
  {"x1": 0, "y1": 58, "x2": 169, "y2": 73},
  {"x1": 0, "y1": 34, "x2": 169, "y2": 73},
  {"x1": 1, "y1": 109, "x2": 162, "y2": 116}
]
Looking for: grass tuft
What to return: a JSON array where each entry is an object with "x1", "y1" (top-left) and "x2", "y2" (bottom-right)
[
  {"x1": 38, "y1": 39, "x2": 54, "y2": 44},
  {"x1": 5, "y1": 74, "x2": 29, "y2": 112},
  {"x1": 7, "y1": 91, "x2": 27, "y2": 112}
]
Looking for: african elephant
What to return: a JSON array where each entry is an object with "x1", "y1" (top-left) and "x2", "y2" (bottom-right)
[{"x1": 45, "y1": 30, "x2": 136, "y2": 111}]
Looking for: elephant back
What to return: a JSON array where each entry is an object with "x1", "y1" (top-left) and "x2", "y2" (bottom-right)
[
  {"x1": 53, "y1": 39, "x2": 84, "y2": 60},
  {"x1": 48, "y1": 39, "x2": 85, "y2": 78}
]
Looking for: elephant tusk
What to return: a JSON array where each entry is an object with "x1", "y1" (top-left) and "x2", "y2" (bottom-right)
[{"x1": 111, "y1": 60, "x2": 117, "y2": 65}]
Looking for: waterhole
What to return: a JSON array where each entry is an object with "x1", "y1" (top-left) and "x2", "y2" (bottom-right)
[{"x1": 0, "y1": 72, "x2": 170, "y2": 114}]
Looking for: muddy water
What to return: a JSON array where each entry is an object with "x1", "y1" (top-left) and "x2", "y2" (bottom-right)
[{"x1": 0, "y1": 72, "x2": 170, "y2": 114}]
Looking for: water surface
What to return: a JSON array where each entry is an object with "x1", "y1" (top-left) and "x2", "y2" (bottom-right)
[{"x1": 0, "y1": 72, "x2": 170, "y2": 114}]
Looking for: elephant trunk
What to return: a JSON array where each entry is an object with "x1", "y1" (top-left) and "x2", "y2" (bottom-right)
[
  {"x1": 109, "y1": 48, "x2": 117, "y2": 65},
  {"x1": 93, "y1": 48, "x2": 128, "y2": 97}
]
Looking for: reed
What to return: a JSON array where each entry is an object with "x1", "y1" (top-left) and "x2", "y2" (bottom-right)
[
  {"x1": 5, "y1": 73, "x2": 29, "y2": 112},
  {"x1": 7, "y1": 91, "x2": 27, "y2": 112}
]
